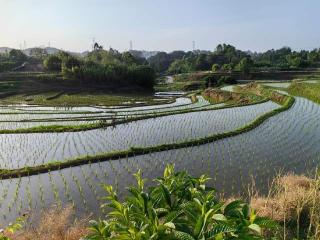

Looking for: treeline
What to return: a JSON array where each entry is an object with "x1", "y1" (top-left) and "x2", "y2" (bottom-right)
[
  {"x1": 43, "y1": 48, "x2": 155, "y2": 90},
  {"x1": 0, "y1": 48, "x2": 52, "y2": 72},
  {"x1": 0, "y1": 49, "x2": 28, "y2": 72},
  {"x1": 147, "y1": 44, "x2": 320, "y2": 74}
]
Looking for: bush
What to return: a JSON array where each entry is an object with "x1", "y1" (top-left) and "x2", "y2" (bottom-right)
[
  {"x1": 218, "y1": 76, "x2": 237, "y2": 85},
  {"x1": 0, "y1": 62, "x2": 19, "y2": 72},
  {"x1": 85, "y1": 165, "x2": 277, "y2": 239},
  {"x1": 212, "y1": 63, "x2": 220, "y2": 72},
  {"x1": 62, "y1": 60, "x2": 155, "y2": 90},
  {"x1": 43, "y1": 55, "x2": 62, "y2": 71},
  {"x1": 61, "y1": 55, "x2": 81, "y2": 69},
  {"x1": 129, "y1": 65, "x2": 155, "y2": 89},
  {"x1": 203, "y1": 75, "x2": 218, "y2": 87}
]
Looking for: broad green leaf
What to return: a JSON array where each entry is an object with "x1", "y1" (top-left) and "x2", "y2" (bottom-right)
[
  {"x1": 172, "y1": 230, "x2": 195, "y2": 240},
  {"x1": 212, "y1": 214, "x2": 227, "y2": 221},
  {"x1": 164, "y1": 222, "x2": 175, "y2": 229},
  {"x1": 224, "y1": 200, "x2": 242, "y2": 215},
  {"x1": 206, "y1": 224, "x2": 235, "y2": 237},
  {"x1": 248, "y1": 223, "x2": 262, "y2": 235}
]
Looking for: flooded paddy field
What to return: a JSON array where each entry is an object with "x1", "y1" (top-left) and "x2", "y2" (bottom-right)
[{"x1": 0, "y1": 84, "x2": 319, "y2": 225}]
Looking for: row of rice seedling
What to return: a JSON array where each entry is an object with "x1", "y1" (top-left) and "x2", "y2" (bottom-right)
[
  {"x1": 0, "y1": 121, "x2": 104, "y2": 130},
  {"x1": 0, "y1": 113, "x2": 106, "y2": 122},
  {"x1": 0, "y1": 95, "x2": 191, "y2": 114},
  {"x1": 0, "y1": 102, "x2": 319, "y2": 225},
  {"x1": 0, "y1": 100, "x2": 279, "y2": 169},
  {"x1": 0, "y1": 96, "x2": 206, "y2": 117},
  {"x1": 0, "y1": 97, "x2": 203, "y2": 131},
  {"x1": 0, "y1": 94, "x2": 272, "y2": 134},
  {"x1": 113, "y1": 96, "x2": 206, "y2": 113},
  {"x1": 0, "y1": 84, "x2": 318, "y2": 226}
]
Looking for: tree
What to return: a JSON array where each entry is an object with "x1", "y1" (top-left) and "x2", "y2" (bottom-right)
[
  {"x1": 29, "y1": 48, "x2": 48, "y2": 59},
  {"x1": 93, "y1": 42, "x2": 103, "y2": 51},
  {"x1": 236, "y1": 57, "x2": 253, "y2": 74},
  {"x1": 148, "y1": 51, "x2": 186, "y2": 73},
  {"x1": 130, "y1": 65, "x2": 155, "y2": 89},
  {"x1": 121, "y1": 52, "x2": 141, "y2": 66},
  {"x1": 168, "y1": 58, "x2": 193, "y2": 74},
  {"x1": 195, "y1": 53, "x2": 210, "y2": 70},
  {"x1": 211, "y1": 63, "x2": 220, "y2": 72},
  {"x1": 216, "y1": 44, "x2": 223, "y2": 53},
  {"x1": 221, "y1": 63, "x2": 233, "y2": 72},
  {"x1": 43, "y1": 55, "x2": 62, "y2": 71},
  {"x1": 61, "y1": 55, "x2": 80, "y2": 69},
  {"x1": 8, "y1": 49, "x2": 27, "y2": 61}
]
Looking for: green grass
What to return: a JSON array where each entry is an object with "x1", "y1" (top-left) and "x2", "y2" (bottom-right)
[
  {"x1": 0, "y1": 91, "x2": 174, "y2": 107},
  {"x1": 155, "y1": 82, "x2": 192, "y2": 91},
  {"x1": 287, "y1": 81, "x2": 320, "y2": 104}
]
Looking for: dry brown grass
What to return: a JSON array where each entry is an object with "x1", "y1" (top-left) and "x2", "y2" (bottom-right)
[
  {"x1": 236, "y1": 82, "x2": 287, "y2": 104},
  {"x1": 203, "y1": 87, "x2": 252, "y2": 104},
  {"x1": 7, "y1": 205, "x2": 89, "y2": 240},
  {"x1": 250, "y1": 172, "x2": 320, "y2": 239}
]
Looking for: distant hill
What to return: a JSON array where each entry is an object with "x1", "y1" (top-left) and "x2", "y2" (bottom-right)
[{"x1": 0, "y1": 46, "x2": 87, "y2": 57}]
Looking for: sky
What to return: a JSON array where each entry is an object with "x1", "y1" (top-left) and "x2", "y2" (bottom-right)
[{"x1": 1, "y1": 0, "x2": 320, "y2": 53}]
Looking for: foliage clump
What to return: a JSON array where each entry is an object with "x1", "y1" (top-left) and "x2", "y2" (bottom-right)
[
  {"x1": 85, "y1": 165, "x2": 277, "y2": 239},
  {"x1": 43, "y1": 49, "x2": 156, "y2": 91}
]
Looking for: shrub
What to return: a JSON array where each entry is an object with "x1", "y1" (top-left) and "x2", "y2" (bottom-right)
[
  {"x1": 85, "y1": 165, "x2": 277, "y2": 239},
  {"x1": 43, "y1": 55, "x2": 62, "y2": 71},
  {"x1": 211, "y1": 64, "x2": 220, "y2": 72},
  {"x1": 203, "y1": 75, "x2": 218, "y2": 88},
  {"x1": 251, "y1": 172, "x2": 320, "y2": 239},
  {"x1": 218, "y1": 76, "x2": 237, "y2": 85}
]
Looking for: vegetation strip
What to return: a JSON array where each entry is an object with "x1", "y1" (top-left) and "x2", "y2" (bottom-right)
[
  {"x1": 0, "y1": 96, "x2": 295, "y2": 179},
  {"x1": 287, "y1": 81, "x2": 320, "y2": 104},
  {"x1": 0, "y1": 110, "x2": 104, "y2": 115}
]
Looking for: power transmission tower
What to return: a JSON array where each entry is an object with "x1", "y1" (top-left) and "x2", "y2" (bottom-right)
[
  {"x1": 23, "y1": 40, "x2": 26, "y2": 50},
  {"x1": 130, "y1": 41, "x2": 133, "y2": 51},
  {"x1": 192, "y1": 41, "x2": 195, "y2": 52}
]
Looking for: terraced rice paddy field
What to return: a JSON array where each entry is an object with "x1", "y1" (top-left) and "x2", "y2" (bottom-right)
[{"x1": 0, "y1": 80, "x2": 320, "y2": 225}]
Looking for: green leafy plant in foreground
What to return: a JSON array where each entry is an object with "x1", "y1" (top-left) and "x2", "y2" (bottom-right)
[
  {"x1": 0, "y1": 217, "x2": 24, "y2": 240},
  {"x1": 85, "y1": 165, "x2": 277, "y2": 239}
]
